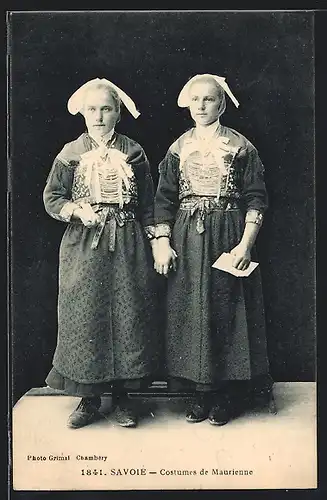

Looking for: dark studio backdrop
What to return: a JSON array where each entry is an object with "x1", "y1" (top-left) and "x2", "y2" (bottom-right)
[{"x1": 9, "y1": 11, "x2": 315, "y2": 404}]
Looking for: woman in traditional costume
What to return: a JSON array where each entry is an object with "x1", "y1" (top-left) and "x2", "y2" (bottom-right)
[
  {"x1": 153, "y1": 74, "x2": 274, "y2": 425},
  {"x1": 44, "y1": 78, "x2": 158, "y2": 429}
]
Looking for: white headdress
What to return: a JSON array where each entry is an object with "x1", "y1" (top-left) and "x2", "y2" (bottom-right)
[
  {"x1": 67, "y1": 78, "x2": 140, "y2": 119},
  {"x1": 177, "y1": 74, "x2": 240, "y2": 109}
]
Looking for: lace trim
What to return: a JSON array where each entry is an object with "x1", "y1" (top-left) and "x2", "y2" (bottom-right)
[
  {"x1": 155, "y1": 223, "x2": 171, "y2": 239},
  {"x1": 50, "y1": 202, "x2": 79, "y2": 222},
  {"x1": 245, "y1": 209, "x2": 264, "y2": 226}
]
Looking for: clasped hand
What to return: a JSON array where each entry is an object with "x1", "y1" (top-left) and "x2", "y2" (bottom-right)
[
  {"x1": 152, "y1": 238, "x2": 178, "y2": 277},
  {"x1": 73, "y1": 204, "x2": 99, "y2": 227}
]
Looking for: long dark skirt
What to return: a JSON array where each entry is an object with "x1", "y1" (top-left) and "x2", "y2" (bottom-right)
[
  {"x1": 165, "y1": 207, "x2": 271, "y2": 386},
  {"x1": 46, "y1": 219, "x2": 160, "y2": 396}
]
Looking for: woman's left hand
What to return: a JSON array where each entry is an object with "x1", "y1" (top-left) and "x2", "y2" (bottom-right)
[{"x1": 230, "y1": 244, "x2": 251, "y2": 270}]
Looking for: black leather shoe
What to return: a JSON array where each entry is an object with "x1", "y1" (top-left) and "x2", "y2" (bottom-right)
[
  {"x1": 208, "y1": 399, "x2": 231, "y2": 426},
  {"x1": 67, "y1": 397, "x2": 101, "y2": 429},
  {"x1": 185, "y1": 400, "x2": 209, "y2": 423},
  {"x1": 251, "y1": 387, "x2": 278, "y2": 414},
  {"x1": 113, "y1": 402, "x2": 138, "y2": 428}
]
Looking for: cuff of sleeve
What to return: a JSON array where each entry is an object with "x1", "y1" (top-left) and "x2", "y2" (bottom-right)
[
  {"x1": 58, "y1": 202, "x2": 79, "y2": 222},
  {"x1": 155, "y1": 223, "x2": 172, "y2": 239},
  {"x1": 245, "y1": 209, "x2": 264, "y2": 226},
  {"x1": 144, "y1": 225, "x2": 156, "y2": 240}
]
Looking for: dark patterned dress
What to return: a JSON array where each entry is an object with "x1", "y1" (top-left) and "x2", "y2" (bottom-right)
[
  {"x1": 44, "y1": 132, "x2": 159, "y2": 396},
  {"x1": 154, "y1": 124, "x2": 272, "y2": 390}
]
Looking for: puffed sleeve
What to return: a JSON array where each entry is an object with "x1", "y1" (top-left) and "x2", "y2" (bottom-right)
[
  {"x1": 43, "y1": 156, "x2": 79, "y2": 223},
  {"x1": 154, "y1": 150, "x2": 180, "y2": 238},
  {"x1": 240, "y1": 145, "x2": 268, "y2": 227},
  {"x1": 128, "y1": 146, "x2": 156, "y2": 240}
]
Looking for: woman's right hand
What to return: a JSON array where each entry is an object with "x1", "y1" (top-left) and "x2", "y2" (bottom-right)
[
  {"x1": 153, "y1": 237, "x2": 178, "y2": 276},
  {"x1": 73, "y1": 204, "x2": 99, "y2": 227}
]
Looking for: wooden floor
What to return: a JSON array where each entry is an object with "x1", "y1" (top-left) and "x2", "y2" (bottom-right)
[{"x1": 12, "y1": 382, "x2": 317, "y2": 491}]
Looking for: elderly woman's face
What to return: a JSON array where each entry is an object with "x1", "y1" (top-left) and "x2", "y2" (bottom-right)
[
  {"x1": 82, "y1": 88, "x2": 120, "y2": 138},
  {"x1": 188, "y1": 80, "x2": 222, "y2": 127}
]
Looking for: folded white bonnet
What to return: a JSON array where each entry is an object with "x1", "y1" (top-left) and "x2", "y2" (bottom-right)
[
  {"x1": 177, "y1": 74, "x2": 240, "y2": 109},
  {"x1": 67, "y1": 78, "x2": 140, "y2": 119}
]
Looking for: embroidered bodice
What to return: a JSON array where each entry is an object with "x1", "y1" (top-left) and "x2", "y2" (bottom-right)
[
  {"x1": 154, "y1": 125, "x2": 268, "y2": 236},
  {"x1": 176, "y1": 134, "x2": 241, "y2": 200},
  {"x1": 71, "y1": 142, "x2": 138, "y2": 208}
]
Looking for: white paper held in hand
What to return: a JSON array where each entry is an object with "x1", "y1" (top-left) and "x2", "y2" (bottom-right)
[{"x1": 212, "y1": 252, "x2": 259, "y2": 277}]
